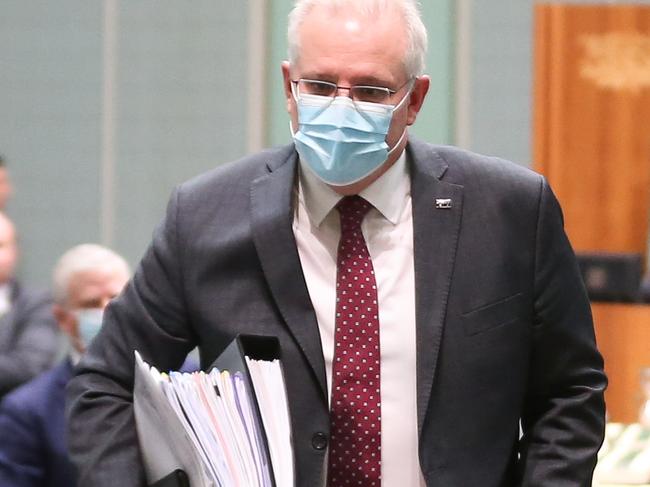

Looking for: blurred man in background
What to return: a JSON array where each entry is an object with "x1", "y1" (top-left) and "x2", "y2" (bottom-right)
[
  {"x1": 0, "y1": 156, "x2": 13, "y2": 211},
  {"x1": 0, "y1": 243, "x2": 130, "y2": 487},
  {"x1": 0, "y1": 212, "x2": 58, "y2": 397}
]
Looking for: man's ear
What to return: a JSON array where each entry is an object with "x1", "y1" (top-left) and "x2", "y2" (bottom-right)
[
  {"x1": 53, "y1": 303, "x2": 73, "y2": 334},
  {"x1": 281, "y1": 61, "x2": 294, "y2": 112},
  {"x1": 406, "y1": 75, "x2": 430, "y2": 125}
]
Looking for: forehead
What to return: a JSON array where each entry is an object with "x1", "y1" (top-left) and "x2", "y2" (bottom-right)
[
  {"x1": 66, "y1": 268, "x2": 128, "y2": 302},
  {"x1": 295, "y1": 5, "x2": 408, "y2": 84}
]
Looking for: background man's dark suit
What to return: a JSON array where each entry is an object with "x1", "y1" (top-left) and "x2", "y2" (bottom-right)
[
  {"x1": 0, "y1": 360, "x2": 76, "y2": 487},
  {"x1": 0, "y1": 356, "x2": 197, "y2": 487},
  {"x1": 0, "y1": 282, "x2": 58, "y2": 397},
  {"x1": 67, "y1": 139, "x2": 606, "y2": 486}
]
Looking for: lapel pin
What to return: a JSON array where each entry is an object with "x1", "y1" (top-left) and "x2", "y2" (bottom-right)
[{"x1": 435, "y1": 198, "x2": 452, "y2": 209}]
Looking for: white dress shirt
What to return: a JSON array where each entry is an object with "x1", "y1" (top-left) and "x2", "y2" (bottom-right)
[
  {"x1": 293, "y1": 152, "x2": 426, "y2": 486},
  {"x1": 0, "y1": 283, "x2": 11, "y2": 317}
]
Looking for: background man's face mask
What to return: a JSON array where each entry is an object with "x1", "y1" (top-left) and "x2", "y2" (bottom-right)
[
  {"x1": 74, "y1": 307, "x2": 104, "y2": 349},
  {"x1": 292, "y1": 85, "x2": 412, "y2": 186}
]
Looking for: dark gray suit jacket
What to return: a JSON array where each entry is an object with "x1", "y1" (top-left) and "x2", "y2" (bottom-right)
[
  {"x1": 0, "y1": 282, "x2": 58, "y2": 397},
  {"x1": 66, "y1": 140, "x2": 606, "y2": 486}
]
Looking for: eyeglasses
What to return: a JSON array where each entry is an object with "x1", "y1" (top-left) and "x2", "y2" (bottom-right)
[{"x1": 291, "y1": 78, "x2": 414, "y2": 105}]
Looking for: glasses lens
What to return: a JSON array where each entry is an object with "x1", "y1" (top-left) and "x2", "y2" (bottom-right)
[
  {"x1": 298, "y1": 80, "x2": 337, "y2": 98},
  {"x1": 351, "y1": 86, "x2": 391, "y2": 104}
]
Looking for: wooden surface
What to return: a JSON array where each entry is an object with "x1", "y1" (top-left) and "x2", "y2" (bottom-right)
[
  {"x1": 533, "y1": 4, "x2": 650, "y2": 254},
  {"x1": 593, "y1": 303, "x2": 650, "y2": 423}
]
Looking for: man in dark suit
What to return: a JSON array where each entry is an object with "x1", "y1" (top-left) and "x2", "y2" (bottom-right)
[
  {"x1": 0, "y1": 243, "x2": 200, "y2": 487},
  {"x1": 0, "y1": 212, "x2": 58, "y2": 398},
  {"x1": 0, "y1": 244, "x2": 131, "y2": 487},
  {"x1": 67, "y1": 1, "x2": 607, "y2": 486}
]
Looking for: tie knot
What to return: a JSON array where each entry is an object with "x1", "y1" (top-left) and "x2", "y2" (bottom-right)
[{"x1": 336, "y1": 195, "x2": 372, "y2": 230}]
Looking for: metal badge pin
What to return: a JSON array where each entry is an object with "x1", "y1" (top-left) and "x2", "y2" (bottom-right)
[{"x1": 435, "y1": 198, "x2": 452, "y2": 209}]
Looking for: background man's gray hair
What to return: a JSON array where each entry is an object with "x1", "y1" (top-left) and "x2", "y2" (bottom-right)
[
  {"x1": 287, "y1": 0, "x2": 428, "y2": 79},
  {"x1": 52, "y1": 243, "x2": 130, "y2": 305}
]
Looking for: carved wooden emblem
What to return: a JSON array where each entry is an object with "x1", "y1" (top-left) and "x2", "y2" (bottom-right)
[{"x1": 580, "y1": 32, "x2": 650, "y2": 92}]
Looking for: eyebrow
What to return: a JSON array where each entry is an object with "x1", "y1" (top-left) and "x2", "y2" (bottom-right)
[
  {"x1": 298, "y1": 72, "x2": 335, "y2": 82},
  {"x1": 299, "y1": 72, "x2": 394, "y2": 88},
  {"x1": 352, "y1": 76, "x2": 393, "y2": 87}
]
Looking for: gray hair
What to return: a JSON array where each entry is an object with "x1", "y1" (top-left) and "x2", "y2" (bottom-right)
[
  {"x1": 52, "y1": 243, "x2": 130, "y2": 305},
  {"x1": 287, "y1": 0, "x2": 428, "y2": 79}
]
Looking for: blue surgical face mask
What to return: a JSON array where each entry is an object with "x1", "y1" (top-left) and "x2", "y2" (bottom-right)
[
  {"x1": 74, "y1": 308, "x2": 104, "y2": 349},
  {"x1": 292, "y1": 85, "x2": 412, "y2": 186}
]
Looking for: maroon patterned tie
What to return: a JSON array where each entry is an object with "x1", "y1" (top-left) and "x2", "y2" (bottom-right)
[{"x1": 328, "y1": 195, "x2": 381, "y2": 487}]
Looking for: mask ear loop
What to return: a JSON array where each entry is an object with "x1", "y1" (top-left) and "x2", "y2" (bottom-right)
[
  {"x1": 386, "y1": 126, "x2": 408, "y2": 158},
  {"x1": 290, "y1": 80, "x2": 299, "y2": 102},
  {"x1": 391, "y1": 77, "x2": 417, "y2": 113},
  {"x1": 289, "y1": 80, "x2": 299, "y2": 135},
  {"x1": 386, "y1": 78, "x2": 417, "y2": 156}
]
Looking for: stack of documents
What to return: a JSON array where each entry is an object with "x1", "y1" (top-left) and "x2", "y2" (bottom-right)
[{"x1": 133, "y1": 336, "x2": 294, "y2": 487}]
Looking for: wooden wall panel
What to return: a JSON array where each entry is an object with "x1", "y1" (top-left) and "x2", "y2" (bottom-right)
[{"x1": 533, "y1": 4, "x2": 650, "y2": 254}]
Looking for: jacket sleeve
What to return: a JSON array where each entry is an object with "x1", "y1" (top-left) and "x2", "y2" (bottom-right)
[
  {"x1": 517, "y1": 177, "x2": 607, "y2": 486},
  {"x1": 0, "y1": 290, "x2": 58, "y2": 396},
  {"x1": 66, "y1": 187, "x2": 196, "y2": 487},
  {"x1": 0, "y1": 393, "x2": 45, "y2": 487}
]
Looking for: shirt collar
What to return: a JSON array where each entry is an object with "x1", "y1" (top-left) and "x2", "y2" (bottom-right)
[
  {"x1": 0, "y1": 284, "x2": 11, "y2": 316},
  {"x1": 298, "y1": 149, "x2": 410, "y2": 226},
  {"x1": 69, "y1": 346, "x2": 81, "y2": 366},
  {"x1": 0, "y1": 283, "x2": 11, "y2": 300}
]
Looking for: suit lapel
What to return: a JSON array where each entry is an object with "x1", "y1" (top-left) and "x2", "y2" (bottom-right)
[
  {"x1": 250, "y1": 148, "x2": 328, "y2": 400},
  {"x1": 249, "y1": 141, "x2": 464, "y2": 419},
  {"x1": 0, "y1": 311, "x2": 13, "y2": 348},
  {"x1": 408, "y1": 140, "x2": 464, "y2": 436}
]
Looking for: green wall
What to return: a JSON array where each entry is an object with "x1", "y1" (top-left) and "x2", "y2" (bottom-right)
[
  {"x1": 467, "y1": 0, "x2": 533, "y2": 165},
  {"x1": 1, "y1": 1, "x2": 251, "y2": 286}
]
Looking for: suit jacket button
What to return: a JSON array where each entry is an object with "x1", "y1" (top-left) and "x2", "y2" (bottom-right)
[{"x1": 311, "y1": 432, "x2": 328, "y2": 450}]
